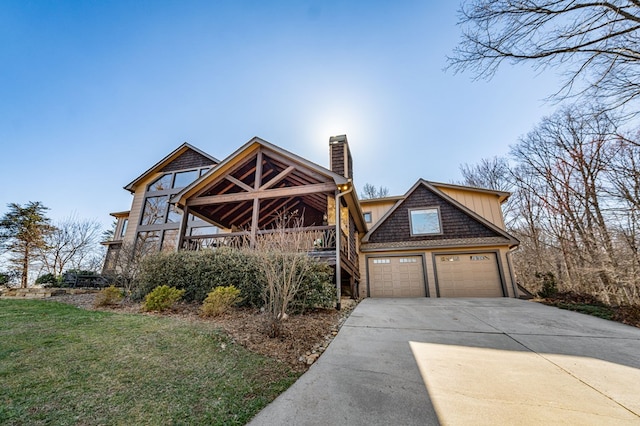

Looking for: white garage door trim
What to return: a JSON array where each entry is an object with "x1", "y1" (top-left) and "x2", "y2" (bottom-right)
[
  {"x1": 432, "y1": 250, "x2": 506, "y2": 298},
  {"x1": 366, "y1": 254, "x2": 428, "y2": 298}
]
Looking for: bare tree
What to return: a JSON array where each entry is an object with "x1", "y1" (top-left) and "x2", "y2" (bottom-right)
[
  {"x1": 449, "y1": 1, "x2": 640, "y2": 108},
  {"x1": 360, "y1": 183, "x2": 390, "y2": 199},
  {"x1": 37, "y1": 215, "x2": 103, "y2": 276},
  {"x1": 459, "y1": 156, "x2": 518, "y2": 226},
  {"x1": 253, "y1": 213, "x2": 315, "y2": 337},
  {"x1": 102, "y1": 241, "x2": 148, "y2": 297}
]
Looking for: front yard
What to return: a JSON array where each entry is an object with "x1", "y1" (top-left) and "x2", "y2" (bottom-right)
[{"x1": 0, "y1": 299, "x2": 303, "y2": 425}]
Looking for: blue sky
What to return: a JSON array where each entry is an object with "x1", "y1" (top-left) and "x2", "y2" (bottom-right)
[{"x1": 0, "y1": 1, "x2": 560, "y2": 230}]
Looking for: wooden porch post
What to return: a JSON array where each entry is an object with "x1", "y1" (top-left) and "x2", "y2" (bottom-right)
[
  {"x1": 250, "y1": 150, "x2": 264, "y2": 248},
  {"x1": 250, "y1": 198, "x2": 260, "y2": 248},
  {"x1": 335, "y1": 189, "x2": 341, "y2": 310},
  {"x1": 177, "y1": 205, "x2": 189, "y2": 251}
]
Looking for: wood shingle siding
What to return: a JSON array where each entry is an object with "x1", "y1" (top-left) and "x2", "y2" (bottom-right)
[
  {"x1": 368, "y1": 185, "x2": 500, "y2": 244},
  {"x1": 161, "y1": 149, "x2": 216, "y2": 172}
]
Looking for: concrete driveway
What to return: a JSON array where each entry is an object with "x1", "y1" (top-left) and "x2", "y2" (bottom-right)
[{"x1": 249, "y1": 298, "x2": 640, "y2": 425}]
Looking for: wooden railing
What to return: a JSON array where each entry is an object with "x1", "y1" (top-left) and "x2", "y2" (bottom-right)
[{"x1": 182, "y1": 225, "x2": 348, "y2": 256}]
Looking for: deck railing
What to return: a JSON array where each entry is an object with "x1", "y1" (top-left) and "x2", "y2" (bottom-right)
[{"x1": 182, "y1": 225, "x2": 348, "y2": 256}]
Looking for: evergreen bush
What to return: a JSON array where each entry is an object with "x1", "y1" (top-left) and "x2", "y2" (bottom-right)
[
  {"x1": 143, "y1": 285, "x2": 185, "y2": 312},
  {"x1": 201, "y1": 285, "x2": 242, "y2": 317}
]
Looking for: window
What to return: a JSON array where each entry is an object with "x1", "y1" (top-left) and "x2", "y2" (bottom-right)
[
  {"x1": 441, "y1": 256, "x2": 459, "y2": 262},
  {"x1": 399, "y1": 258, "x2": 417, "y2": 263},
  {"x1": 161, "y1": 230, "x2": 178, "y2": 252},
  {"x1": 409, "y1": 208, "x2": 441, "y2": 235},
  {"x1": 119, "y1": 219, "x2": 128, "y2": 238},
  {"x1": 166, "y1": 204, "x2": 182, "y2": 223},
  {"x1": 190, "y1": 226, "x2": 219, "y2": 236},
  {"x1": 136, "y1": 231, "x2": 160, "y2": 255},
  {"x1": 148, "y1": 174, "x2": 172, "y2": 192},
  {"x1": 140, "y1": 196, "x2": 168, "y2": 225},
  {"x1": 471, "y1": 255, "x2": 490, "y2": 261},
  {"x1": 173, "y1": 170, "x2": 199, "y2": 188},
  {"x1": 363, "y1": 212, "x2": 372, "y2": 223},
  {"x1": 373, "y1": 258, "x2": 391, "y2": 264}
]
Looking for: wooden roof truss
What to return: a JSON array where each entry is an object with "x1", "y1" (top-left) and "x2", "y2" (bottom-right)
[{"x1": 184, "y1": 147, "x2": 335, "y2": 233}]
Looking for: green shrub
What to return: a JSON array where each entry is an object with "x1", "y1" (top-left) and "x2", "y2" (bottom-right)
[
  {"x1": 143, "y1": 285, "x2": 185, "y2": 312},
  {"x1": 94, "y1": 285, "x2": 124, "y2": 307},
  {"x1": 287, "y1": 260, "x2": 335, "y2": 314},
  {"x1": 201, "y1": 286, "x2": 243, "y2": 317},
  {"x1": 132, "y1": 248, "x2": 336, "y2": 313},
  {"x1": 133, "y1": 248, "x2": 262, "y2": 304},
  {"x1": 35, "y1": 273, "x2": 58, "y2": 286}
]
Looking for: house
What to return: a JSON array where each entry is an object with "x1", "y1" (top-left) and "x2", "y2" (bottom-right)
[{"x1": 103, "y1": 135, "x2": 520, "y2": 299}]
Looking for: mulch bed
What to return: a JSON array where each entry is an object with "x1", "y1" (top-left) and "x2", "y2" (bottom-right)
[{"x1": 47, "y1": 292, "x2": 356, "y2": 371}]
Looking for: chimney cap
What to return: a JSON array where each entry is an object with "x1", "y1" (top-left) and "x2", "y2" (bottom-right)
[{"x1": 329, "y1": 134, "x2": 347, "y2": 143}]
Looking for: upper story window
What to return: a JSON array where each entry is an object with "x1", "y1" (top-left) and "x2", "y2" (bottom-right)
[
  {"x1": 173, "y1": 170, "x2": 199, "y2": 188},
  {"x1": 409, "y1": 207, "x2": 442, "y2": 236},
  {"x1": 141, "y1": 196, "x2": 168, "y2": 225},
  {"x1": 148, "y1": 174, "x2": 172, "y2": 192},
  {"x1": 120, "y1": 219, "x2": 128, "y2": 238},
  {"x1": 147, "y1": 169, "x2": 203, "y2": 193},
  {"x1": 363, "y1": 212, "x2": 372, "y2": 223}
]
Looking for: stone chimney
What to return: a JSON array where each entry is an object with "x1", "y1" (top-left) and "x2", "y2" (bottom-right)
[{"x1": 329, "y1": 134, "x2": 353, "y2": 180}]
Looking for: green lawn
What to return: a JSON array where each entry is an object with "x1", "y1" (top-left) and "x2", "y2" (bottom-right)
[{"x1": 0, "y1": 300, "x2": 299, "y2": 425}]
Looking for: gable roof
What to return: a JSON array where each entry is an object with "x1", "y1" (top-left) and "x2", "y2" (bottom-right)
[
  {"x1": 361, "y1": 179, "x2": 518, "y2": 246},
  {"x1": 171, "y1": 136, "x2": 367, "y2": 233},
  {"x1": 124, "y1": 143, "x2": 219, "y2": 192}
]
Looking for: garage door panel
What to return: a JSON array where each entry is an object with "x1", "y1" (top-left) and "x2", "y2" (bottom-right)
[
  {"x1": 369, "y1": 256, "x2": 425, "y2": 298},
  {"x1": 437, "y1": 253, "x2": 503, "y2": 298}
]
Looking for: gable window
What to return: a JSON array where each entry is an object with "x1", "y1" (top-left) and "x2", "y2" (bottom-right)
[
  {"x1": 363, "y1": 212, "x2": 372, "y2": 223},
  {"x1": 148, "y1": 174, "x2": 172, "y2": 192},
  {"x1": 173, "y1": 170, "x2": 199, "y2": 189},
  {"x1": 409, "y1": 207, "x2": 441, "y2": 235}
]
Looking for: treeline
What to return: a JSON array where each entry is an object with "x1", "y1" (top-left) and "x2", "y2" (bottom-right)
[
  {"x1": 461, "y1": 105, "x2": 640, "y2": 305},
  {"x1": 0, "y1": 202, "x2": 104, "y2": 287}
]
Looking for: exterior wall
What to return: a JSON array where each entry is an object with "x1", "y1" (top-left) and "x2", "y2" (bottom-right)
[
  {"x1": 123, "y1": 183, "x2": 148, "y2": 246},
  {"x1": 360, "y1": 198, "x2": 399, "y2": 228},
  {"x1": 368, "y1": 185, "x2": 500, "y2": 244},
  {"x1": 436, "y1": 186, "x2": 506, "y2": 229},
  {"x1": 361, "y1": 245, "x2": 517, "y2": 298}
]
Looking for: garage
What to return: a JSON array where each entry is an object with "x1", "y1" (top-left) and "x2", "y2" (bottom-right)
[
  {"x1": 435, "y1": 253, "x2": 504, "y2": 297},
  {"x1": 368, "y1": 256, "x2": 426, "y2": 297}
]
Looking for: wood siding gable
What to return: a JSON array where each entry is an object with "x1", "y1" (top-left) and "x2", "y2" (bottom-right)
[
  {"x1": 362, "y1": 180, "x2": 518, "y2": 246},
  {"x1": 161, "y1": 148, "x2": 217, "y2": 172}
]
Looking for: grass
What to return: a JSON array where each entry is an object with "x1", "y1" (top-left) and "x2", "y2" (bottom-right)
[{"x1": 0, "y1": 300, "x2": 299, "y2": 425}]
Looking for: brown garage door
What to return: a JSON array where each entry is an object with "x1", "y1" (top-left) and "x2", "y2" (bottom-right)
[
  {"x1": 368, "y1": 256, "x2": 426, "y2": 297},
  {"x1": 436, "y1": 253, "x2": 504, "y2": 297}
]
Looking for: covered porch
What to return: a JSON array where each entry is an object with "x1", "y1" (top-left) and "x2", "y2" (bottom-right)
[{"x1": 170, "y1": 138, "x2": 364, "y2": 299}]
